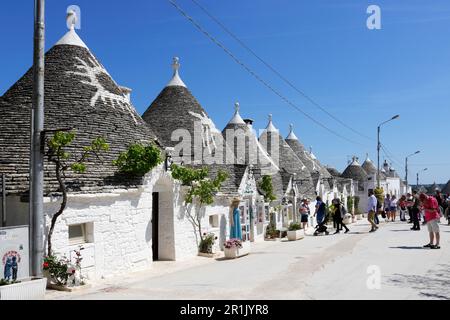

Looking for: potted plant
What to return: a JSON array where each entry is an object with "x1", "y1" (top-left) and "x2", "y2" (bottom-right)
[
  {"x1": 223, "y1": 239, "x2": 250, "y2": 259},
  {"x1": 264, "y1": 223, "x2": 280, "y2": 241},
  {"x1": 43, "y1": 246, "x2": 88, "y2": 292},
  {"x1": 354, "y1": 196, "x2": 362, "y2": 220},
  {"x1": 287, "y1": 222, "x2": 304, "y2": 241},
  {"x1": 198, "y1": 233, "x2": 218, "y2": 257}
]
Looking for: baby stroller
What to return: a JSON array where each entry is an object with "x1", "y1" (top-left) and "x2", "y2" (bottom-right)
[{"x1": 314, "y1": 214, "x2": 329, "y2": 236}]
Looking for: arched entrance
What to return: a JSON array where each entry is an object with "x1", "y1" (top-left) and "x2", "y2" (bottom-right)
[{"x1": 152, "y1": 176, "x2": 175, "y2": 261}]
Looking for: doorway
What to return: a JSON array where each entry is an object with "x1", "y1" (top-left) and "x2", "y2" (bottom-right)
[
  {"x1": 152, "y1": 192, "x2": 159, "y2": 261},
  {"x1": 152, "y1": 176, "x2": 175, "y2": 261}
]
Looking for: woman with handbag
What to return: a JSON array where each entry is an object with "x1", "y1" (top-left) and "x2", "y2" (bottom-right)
[{"x1": 332, "y1": 198, "x2": 349, "y2": 234}]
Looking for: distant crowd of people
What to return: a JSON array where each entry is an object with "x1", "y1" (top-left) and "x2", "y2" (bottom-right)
[
  {"x1": 367, "y1": 189, "x2": 449, "y2": 249},
  {"x1": 297, "y1": 189, "x2": 449, "y2": 248}
]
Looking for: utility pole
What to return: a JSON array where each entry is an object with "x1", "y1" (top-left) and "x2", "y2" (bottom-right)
[
  {"x1": 405, "y1": 157, "x2": 408, "y2": 189},
  {"x1": 30, "y1": 0, "x2": 45, "y2": 277},
  {"x1": 377, "y1": 126, "x2": 380, "y2": 188},
  {"x1": 416, "y1": 168, "x2": 428, "y2": 189},
  {"x1": 377, "y1": 115, "x2": 399, "y2": 188},
  {"x1": 405, "y1": 151, "x2": 420, "y2": 193}
]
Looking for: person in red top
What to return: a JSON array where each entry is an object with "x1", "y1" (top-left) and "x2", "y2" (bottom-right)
[{"x1": 420, "y1": 193, "x2": 441, "y2": 249}]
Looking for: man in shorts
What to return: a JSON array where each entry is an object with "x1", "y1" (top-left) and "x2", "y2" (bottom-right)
[
  {"x1": 420, "y1": 193, "x2": 441, "y2": 249},
  {"x1": 367, "y1": 190, "x2": 378, "y2": 232}
]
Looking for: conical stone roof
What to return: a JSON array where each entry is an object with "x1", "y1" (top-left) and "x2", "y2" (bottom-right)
[
  {"x1": 258, "y1": 115, "x2": 314, "y2": 198},
  {"x1": 326, "y1": 167, "x2": 341, "y2": 178},
  {"x1": 0, "y1": 20, "x2": 157, "y2": 194},
  {"x1": 285, "y1": 124, "x2": 331, "y2": 181},
  {"x1": 362, "y1": 154, "x2": 377, "y2": 175},
  {"x1": 342, "y1": 157, "x2": 368, "y2": 191},
  {"x1": 142, "y1": 57, "x2": 226, "y2": 164},
  {"x1": 222, "y1": 103, "x2": 279, "y2": 174}
]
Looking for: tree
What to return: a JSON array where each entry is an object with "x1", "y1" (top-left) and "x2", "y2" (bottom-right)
[
  {"x1": 374, "y1": 187, "x2": 385, "y2": 212},
  {"x1": 258, "y1": 175, "x2": 276, "y2": 203},
  {"x1": 258, "y1": 175, "x2": 277, "y2": 226},
  {"x1": 346, "y1": 196, "x2": 353, "y2": 214},
  {"x1": 170, "y1": 164, "x2": 228, "y2": 244},
  {"x1": 45, "y1": 131, "x2": 109, "y2": 255}
]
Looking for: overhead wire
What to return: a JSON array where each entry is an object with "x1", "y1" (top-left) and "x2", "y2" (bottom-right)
[
  {"x1": 168, "y1": 0, "x2": 367, "y2": 148},
  {"x1": 189, "y1": 0, "x2": 374, "y2": 142}
]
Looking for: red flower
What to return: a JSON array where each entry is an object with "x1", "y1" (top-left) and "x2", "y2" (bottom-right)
[{"x1": 43, "y1": 262, "x2": 49, "y2": 268}]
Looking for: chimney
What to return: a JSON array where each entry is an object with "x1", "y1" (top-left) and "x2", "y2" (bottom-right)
[
  {"x1": 243, "y1": 118, "x2": 254, "y2": 130},
  {"x1": 119, "y1": 86, "x2": 132, "y2": 103}
]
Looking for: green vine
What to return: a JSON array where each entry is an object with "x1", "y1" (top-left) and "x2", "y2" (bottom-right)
[
  {"x1": 170, "y1": 164, "x2": 228, "y2": 243},
  {"x1": 258, "y1": 175, "x2": 277, "y2": 202},
  {"x1": 374, "y1": 187, "x2": 384, "y2": 210},
  {"x1": 113, "y1": 143, "x2": 162, "y2": 176},
  {"x1": 347, "y1": 196, "x2": 354, "y2": 214},
  {"x1": 354, "y1": 196, "x2": 361, "y2": 214},
  {"x1": 45, "y1": 131, "x2": 109, "y2": 255}
]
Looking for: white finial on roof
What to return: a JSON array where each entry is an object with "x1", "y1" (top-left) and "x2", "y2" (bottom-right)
[
  {"x1": 67, "y1": 10, "x2": 77, "y2": 30},
  {"x1": 286, "y1": 124, "x2": 298, "y2": 140},
  {"x1": 350, "y1": 156, "x2": 360, "y2": 165},
  {"x1": 310, "y1": 146, "x2": 317, "y2": 160},
  {"x1": 228, "y1": 102, "x2": 245, "y2": 125},
  {"x1": 266, "y1": 114, "x2": 277, "y2": 132},
  {"x1": 167, "y1": 57, "x2": 187, "y2": 87},
  {"x1": 55, "y1": 8, "x2": 88, "y2": 49}
]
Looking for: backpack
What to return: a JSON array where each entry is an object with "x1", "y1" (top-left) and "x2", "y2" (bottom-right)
[{"x1": 318, "y1": 202, "x2": 326, "y2": 214}]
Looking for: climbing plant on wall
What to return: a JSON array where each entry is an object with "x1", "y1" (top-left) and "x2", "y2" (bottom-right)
[
  {"x1": 113, "y1": 142, "x2": 162, "y2": 176},
  {"x1": 170, "y1": 164, "x2": 228, "y2": 244},
  {"x1": 45, "y1": 131, "x2": 109, "y2": 255},
  {"x1": 258, "y1": 175, "x2": 277, "y2": 203},
  {"x1": 374, "y1": 187, "x2": 385, "y2": 212}
]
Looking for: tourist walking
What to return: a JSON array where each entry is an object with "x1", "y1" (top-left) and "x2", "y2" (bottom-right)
[
  {"x1": 332, "y1": 199, "x2": 349, "y2": 234},
  {"x1": 410, "y1": 191, "x2": 421, "y2": 231},
  {"x1": 406, "y1": 193, "x2": 414, "y2": 223},
  {"x1": 367, "y1": 190, "x2": 378, "y2": 232},
  {"x1": 420, "y1": 193, "x2": 441, "y2": 249},
  {"x1": 383, "y1": 194, "x2": 391, "y2": 222},
  {"x1": 299, "y1": 199, "x2": 310, "y2": 231},
  {"x1": 389, "y1": 195, "x2": 398, "y2": 222},
  {"x1": 399, "y1": 195, "x2": 408, "y2": 222},
  {"x1": 314, "y1": 196, "x2": 326, "y2": 226}
]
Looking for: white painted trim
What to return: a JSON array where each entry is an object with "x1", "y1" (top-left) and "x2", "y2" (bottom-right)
[{"x1": 55, "y1": 28, "x2": 88, "y2": 49}]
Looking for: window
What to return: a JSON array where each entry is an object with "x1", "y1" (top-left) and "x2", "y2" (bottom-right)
[
  {"x1": 209, "y1": 214, "x2": 219, "y2": 228},
  {"x1": 68, "y1": 223, "x2": 90, "y2": 245},
  {"x1": 264, "y1": 205, "x2": 270, "y2": 223}
]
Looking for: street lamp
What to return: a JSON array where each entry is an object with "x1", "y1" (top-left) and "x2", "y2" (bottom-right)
[
  {"x1": 405, "y1": 150, "x2": 420, "y2": 191},
  {"x1": 377, "y1": 115, "x2": 399, "y2": 187},
  {"x1": 416, "y1": 168, "x2": 428, "y2": 188}
]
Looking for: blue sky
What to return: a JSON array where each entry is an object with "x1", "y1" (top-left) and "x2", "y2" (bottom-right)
[{"x1": 1, "y1": 0, "x2": 449, "y2": 184}]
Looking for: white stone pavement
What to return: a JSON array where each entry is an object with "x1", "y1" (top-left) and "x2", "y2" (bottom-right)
[{"x1": 46, "y1": 218, "x2": 450, "y2": 300}]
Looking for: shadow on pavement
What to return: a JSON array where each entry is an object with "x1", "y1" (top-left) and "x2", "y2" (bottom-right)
[
  {"x1": 389, "y1": 246, "x2": 423, "y2": 250},
  {"x1": 390, "y1": 229, "x2": 413, "y2": 232},
  {"x1": 388, "y1": 264, "x2": 450, "y2": 300}
]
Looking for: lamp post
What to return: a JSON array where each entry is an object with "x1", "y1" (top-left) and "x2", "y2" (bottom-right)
[
  {"x1": 405, "y1": 151, "x2": 420, "y2": 192},
  {"x1": 416, "y1": 168, "x2": 428, "y2": 188},
  {"x1": 377, "y1": 115, "x2": 399, "y2": 188}
]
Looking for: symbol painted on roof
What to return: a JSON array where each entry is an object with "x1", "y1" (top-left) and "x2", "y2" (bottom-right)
[
  {"x1": 189, "y1": 111, "x2": 220, "y2": 154},
  {"x1": 67, "y1": 55, "x2": 139, "y2": 123}
]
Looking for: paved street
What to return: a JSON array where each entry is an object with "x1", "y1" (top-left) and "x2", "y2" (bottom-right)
[{"x1": 46, "y1": 219, "x2": 450, "y2": 300}]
